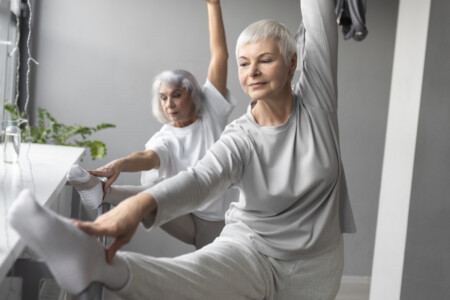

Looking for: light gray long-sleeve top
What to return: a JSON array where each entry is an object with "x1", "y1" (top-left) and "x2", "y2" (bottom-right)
[{"x1": 145, "y1": 0, "x2": 356, "y2": 260}]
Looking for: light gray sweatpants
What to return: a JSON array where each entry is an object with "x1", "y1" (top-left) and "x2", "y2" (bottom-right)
[
  {"x1": 160, "y1": 213, "x2": 225, "y2": 249},
  {"x1": 115, "y1": 236, "x2": 344, "y2": 300},
  {"x1": 105, "y1": 184, "x2": 225, "y2": 249}
]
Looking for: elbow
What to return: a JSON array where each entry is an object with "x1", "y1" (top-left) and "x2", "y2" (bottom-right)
[{"x1": 212, "y1": 51, "x2": 229, "y2": 64}]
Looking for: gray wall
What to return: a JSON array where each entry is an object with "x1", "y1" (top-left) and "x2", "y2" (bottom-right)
[
  {"x1": 401, "y1": 0, "x2": 450, "y2": 298},
  {"x1": 30, "y1": 0, "x2": 399, "y2": 276},
  {"x1": 338, "y1": 0, "x2": 398, "y2": 276}
]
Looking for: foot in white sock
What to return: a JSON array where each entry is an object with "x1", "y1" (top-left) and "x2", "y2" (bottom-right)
[
  {"x1": 67, "y1": 164, "x2": 103, "y2": 210},
  {"x1": 8, "y1": 189, "x2": 129, "y2": 294}
]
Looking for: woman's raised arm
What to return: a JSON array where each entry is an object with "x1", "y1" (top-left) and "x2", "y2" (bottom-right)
[
  {"x1": 205, "y1": 0, "x2": 228, "y2": 97},
  {"x1": 295, "y1": 0, "x2": 338, "y2": 110}
]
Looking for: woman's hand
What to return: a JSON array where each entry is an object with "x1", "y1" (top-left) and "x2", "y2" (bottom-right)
[
  {"x1": 205, "y1": 0, "x2": 220, "y2": 4},
  {"x1": 88, "y1": 159, "x2": 124, "y2": 193},
  {"x1": 88, "y1": 150, "x2": 161, "y2": 193},
  {"x1": 74, "y1": 193, "x2": 157, "y2": 264}
]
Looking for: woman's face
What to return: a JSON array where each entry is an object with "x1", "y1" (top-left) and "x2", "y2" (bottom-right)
[
  {"x1": 237, "y1": 39, "x2": 295, "y2": 101},
  {"x1": 159, "y1": 82, "x2": 197, "y2": 128}
]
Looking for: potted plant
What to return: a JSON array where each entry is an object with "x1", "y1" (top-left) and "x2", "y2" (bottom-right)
[{"x1": 4, "y1": 103, "x2": 115, "y2": 160}]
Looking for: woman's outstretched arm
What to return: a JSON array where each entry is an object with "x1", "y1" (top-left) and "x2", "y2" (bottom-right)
[{"x1": 206, "y1": 0, "x2": 228, "y2": 97}]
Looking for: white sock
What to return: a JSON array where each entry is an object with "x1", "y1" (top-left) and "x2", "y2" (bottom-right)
[
  {"x1": 67, "y1": 164, "x2": 103, "y2": 210},
  {"x1": 8, "y1": 189, "x2": 129, "y2": 294}
]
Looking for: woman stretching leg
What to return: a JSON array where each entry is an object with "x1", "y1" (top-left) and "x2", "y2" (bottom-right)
[{"x1": 10, "y1": 0, "x2": 355, "y2": 298}]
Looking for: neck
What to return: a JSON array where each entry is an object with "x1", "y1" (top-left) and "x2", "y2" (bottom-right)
[
  {"x1": 251, "y1": 86, "x2": 293, "y2": 127},
  {"x1": 172, "y1": 115, "x2": 198, "y2": 128}
]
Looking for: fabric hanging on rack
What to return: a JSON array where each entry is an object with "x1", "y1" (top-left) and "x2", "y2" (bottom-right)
[
  {"x1": 296, "y1": 0, "x2": 368, "y2": 46},
  {"x1": 335, "y1": 0, "x2": 368, "y2": 41}
]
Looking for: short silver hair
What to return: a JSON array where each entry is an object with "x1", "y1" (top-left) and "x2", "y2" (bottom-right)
[
  {"x1": 235, "y1": 19, "x2": 296, "y2": 65},
  {"x1": 152, "y1": 70, "x2": 204, "y2": 124}
]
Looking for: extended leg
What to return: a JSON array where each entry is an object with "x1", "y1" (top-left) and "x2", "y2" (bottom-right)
[
  {"x1": 104, "y1": 183, "x2": 154, "y2": 206},
  {"x1": 191, "y1": 214, "x2": 225, "y2": 249},
  {"x1": 8, "y1": 189, "x2": 129, "y2": 295},
  {"x1": 160, "y1": 214, "x2": 196, "y2": 246},
  {"x1": 67, "y1": 164, "x2": 154, "y2": 209},
  {"x1": 116, "y1": 239, "x2": 274, "y2": 300}
]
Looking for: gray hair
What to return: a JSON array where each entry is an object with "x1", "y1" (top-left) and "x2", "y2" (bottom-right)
[
  {"x1": 151, "y1": 70, "x2": 204, "y2": 124},
  {"x1": 235, "y1": 19, "x2": 296, "y2": 65}
]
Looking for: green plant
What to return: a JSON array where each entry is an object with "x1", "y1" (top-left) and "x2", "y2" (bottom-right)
[{"x1": 4, "y1": 102, "x2": 115, "y2": 160}]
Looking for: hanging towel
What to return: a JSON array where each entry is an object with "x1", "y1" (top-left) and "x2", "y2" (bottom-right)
[
  {"x1": 335, "y1": 0, "x2": 368, "y2": 41},
  {"x1": 296, "y1": 0, "x2": 368, "y2": 45}
]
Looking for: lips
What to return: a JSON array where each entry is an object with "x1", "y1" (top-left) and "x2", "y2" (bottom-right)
[{"x1": 249, "y1": 82, "x2": 266, "y2": 88}]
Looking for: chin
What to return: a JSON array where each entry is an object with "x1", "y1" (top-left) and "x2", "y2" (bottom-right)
[
  {"x1": 247, "y1": 90, "x2": 265, "y2": 100},
  {"x1": 249, "y1": 93, "x2": 270, "y2": 102}
]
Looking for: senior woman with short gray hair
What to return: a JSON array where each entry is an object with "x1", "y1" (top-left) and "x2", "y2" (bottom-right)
[{"x1": 10, "y1": 0, "x2": 356, "y2": 298}]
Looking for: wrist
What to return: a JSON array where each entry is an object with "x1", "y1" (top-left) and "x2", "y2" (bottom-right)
[
  {"x1": 207, "y1": 1, "x2": 220, "y2": 7},
  {"x1": 115, "y1": 158, "x2": 127, "y2": 172},
  {"x1": 135, "y1": 192, "x2": 157, "y2": 219}
]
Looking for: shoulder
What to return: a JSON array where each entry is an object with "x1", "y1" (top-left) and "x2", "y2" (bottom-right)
[
  {"x1": 202, "y1": 115, "x2": 255, "y2": 170},
  {"x1": 223, "y1": 113, "x2": 251, "y2": 133},
  {"x1": 202, "y1": 79, "x2": 237, "y2": 117},
  {"x1": 144, "y1": 125, "x2": 175, "y2": 149},
  {"x1": 202, "y1": 79, "x2": 221, "y2": 97},
  {"x1": 221, "y1": 114, "x2": 257, "y2": 151}
]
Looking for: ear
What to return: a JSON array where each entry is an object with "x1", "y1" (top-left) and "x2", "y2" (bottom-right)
[{"x1": 288, "y1": 53, "x2": 298, "y2": 76}]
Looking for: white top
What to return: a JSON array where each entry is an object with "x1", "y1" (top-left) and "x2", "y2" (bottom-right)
[
  {"x1": 145, "y1": 0, "x2": 356, "y2": 259},
  {"x1": 141, "y1": 80, "x2": 239, "y2": 221}
]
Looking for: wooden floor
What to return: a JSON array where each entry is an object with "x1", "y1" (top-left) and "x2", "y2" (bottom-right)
[{"x1": 335, "y1": 276, "x2": 371, "y2": 300}]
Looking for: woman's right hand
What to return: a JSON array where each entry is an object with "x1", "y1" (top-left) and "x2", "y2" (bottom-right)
[
  {"x1": 74, "y1": 192, "x2": 157, "y2": 264},
  {"x1": 88, "y1": 159, "x2": 124, "y2": 193}
]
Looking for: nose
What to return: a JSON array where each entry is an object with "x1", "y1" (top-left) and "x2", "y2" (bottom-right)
[
  {"x1": 165, "y1": 97, "x2": 175, "y2": 108},
  {"x1": 250, "y1": 63, "x2": 261, "y2": 78}
]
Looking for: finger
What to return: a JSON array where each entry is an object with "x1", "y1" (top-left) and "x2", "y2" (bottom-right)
[
  {"x1": 74, "y1": 221, "x2": 99, "y2": 235},
  {"x1": 106, "y1": 237, "x2": 127, "y2": 264},
  {"x1": 88, "y1": 169, "x2": 107, "y2": 177},
  {"x1": 101, "y1": 181, "x2": 108, "y2": 194},
  {"x1": 75, "y1": 220, "x2": 116, "y2": 237},
  {"x1": 104, "y1": 176, "x2": 117, "y2": 192}
]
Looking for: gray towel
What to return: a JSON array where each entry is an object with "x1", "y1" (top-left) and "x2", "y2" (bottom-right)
[
  {"x1": 295, "y1": 0, "x2": 368, "y2": 53},
  {"x1": 335, "y1": 0, "x2": 368, "y2": 41}
]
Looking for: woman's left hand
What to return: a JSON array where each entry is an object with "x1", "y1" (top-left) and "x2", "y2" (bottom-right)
[{"x1": 74, "y1": 193, "x2": 156, "y2": 264}]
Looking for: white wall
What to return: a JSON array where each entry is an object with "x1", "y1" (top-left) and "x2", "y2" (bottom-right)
[
  {"x1": 337, "y1": 0, "x2": 398, "y2": 276},
  {"x1": 30, "y1": 0, "x2": 398, "y2": 276}
]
